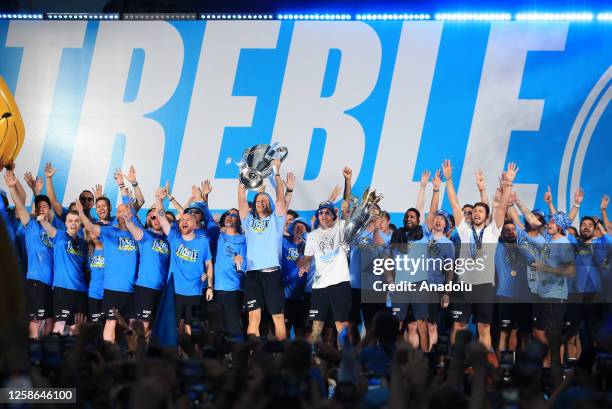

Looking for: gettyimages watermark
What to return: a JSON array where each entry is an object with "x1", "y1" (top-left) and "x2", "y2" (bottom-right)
[{"x1": 355, "y1": 243, "x2": 610, "y2": 304}]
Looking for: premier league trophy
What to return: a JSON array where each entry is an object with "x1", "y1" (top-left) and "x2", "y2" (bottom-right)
[
  {"x1": 0, "y1": 76, "x2": 25, "y2": 168},
  {"x1": 237, "y1": 142, "x2": 288, "y2": 190},
  {"x1": 341, "y1": 187, "x2": 383, "y2": 250}
]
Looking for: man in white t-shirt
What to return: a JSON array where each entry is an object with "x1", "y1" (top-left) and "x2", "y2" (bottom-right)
[
  {"x1": 442, "y1": 159, "x2": 516, "y2": 350},
  {"x1": 299, "y1": 201, "x2": 351, "y2": 342}
]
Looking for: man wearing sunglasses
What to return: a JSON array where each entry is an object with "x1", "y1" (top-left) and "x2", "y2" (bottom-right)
[
  {"x1": 238, "y1": 159, "x2": 287, "y2": 340},
  {"x1": 123, "y1": 207, "x2": 170, "y2": 333},
  {"x1": 299, "y1": 201, "x2": 351, "y2": 343}
]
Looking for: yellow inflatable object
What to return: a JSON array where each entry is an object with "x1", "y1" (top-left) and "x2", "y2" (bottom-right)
[{"x1": 0, "y1": 76, "x2": 25, "y2": 168}]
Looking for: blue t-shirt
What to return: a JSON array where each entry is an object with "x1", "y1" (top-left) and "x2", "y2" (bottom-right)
[
  {"x1": 494, "y1": 241, "x2": 533, "y2": 300},
  {"x1": 516, "y1": 228, "x2": 549, "y2": 294},
  {"x1": 167, "y1": 224, "x2": 212, "y2": 296},
  {"x1": 422, "y1": 225, "x2": 455, "y2": 285},
  {"x1": 51, "y1": 230, "x2": 88, "y2": 292},
  {"x1": 99, "y1": 226, "x2": 138, "y2": 292},
  {"x1": 135, "y1": 229, "x2": 170, "y2": 290},
  {"x1": 242, "y1": 212, "x2": 285, "y2": 271},
  {"x1": 569, "y1": 234, "x2": 610, "y2": 294},
  {"x1": 392, "y1": 225, "x2": 430, "y2": 284},
  {"x1": 88, "y1": 248, "x2": 104, "y2": 299},
  {"x1": 518, "y1": 231, "x2": 574, "y2": 299},
  {"x1": 24, "y1": 219, "x2": 54, "y2": 285},
  {"x1": 282, "y1": 237, "x2": 306, "y2": 299},
  {"x1": 350, "y1": 229, "x2": 391, "y2": 289},
  {"x1": 214, "y1": 233, "x2": 246, "y2": 291}
]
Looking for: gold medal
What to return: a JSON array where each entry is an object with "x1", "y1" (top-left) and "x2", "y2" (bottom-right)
[{"x1": 510, "y1": 270, "x2": 517, "y2": 277}]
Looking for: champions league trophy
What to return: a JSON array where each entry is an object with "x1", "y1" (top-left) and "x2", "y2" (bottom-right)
[
  {"x1": 341, "y1": 188, "x2": 383, "y2": 251},
  {"x1": 237, "y1": 142, "x2": 288, "y2": 190}
]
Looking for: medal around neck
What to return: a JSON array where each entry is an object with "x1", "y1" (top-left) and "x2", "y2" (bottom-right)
[
  {"x1": 235, "y1": 143, "x2": 288, "y2": 190},
  {"x1": 341, "y1": 188, "x2": 383, "y2": 251}
]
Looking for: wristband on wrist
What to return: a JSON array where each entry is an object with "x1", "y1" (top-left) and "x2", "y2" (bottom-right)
[
  {"x1": 574, "y1": 203, "x2": 581, "y2": 208},
  {"x1": 167, "y1": 195, "x2": 174, "y2": 201},
  {"x1": 131, "y1": 181, "x2": 138, "y2": 187},
  {"x1": 433, "y1": 189, "x2": 440, "y2": 192},
  {"x1": 286, "y1": 188, "x2": 293, "y2": 193},
  {"x1": 119, "y1": 184, "x2": 125, "y2": 189}
]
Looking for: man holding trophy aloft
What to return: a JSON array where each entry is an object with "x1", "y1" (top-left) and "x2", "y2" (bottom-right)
[{"x1": 237, "y1": 144, "x2": 288, "y2": 340}]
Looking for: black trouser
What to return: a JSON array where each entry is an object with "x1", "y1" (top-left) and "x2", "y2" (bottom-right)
[{"x1": 215, "y1": 290, "x2": 244, "y2": 337}]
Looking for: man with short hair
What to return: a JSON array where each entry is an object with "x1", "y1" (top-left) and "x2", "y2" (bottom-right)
[
  {"x1": 5, "y1": 170, "x2": 59, "y2": 339},
  {"x1": 284, "y1": 209, "x2": 299, "y2": 239},
  {"x1": 238, "y1": 159, "x2": 287, "y2": 339},
  {"x1": 155, "y1": 188, "x2": 214, "y2": 335},
  {"x1": 38, "y1": 210, "x2": 88, "y2": 335},
  {"x1": 123, "y1": 206, "x2": 171, "y2": 333},
  {"x1": 299, "y1": 201, "x2": 351, "y2": 342},
  {"x1": 76, "y1": 199, "x2": 138, "y2": 343},
  {"x1": 282, "y1": 217, "x2": 310, "y2": 338},
  {"x1": 443, "y1": 159, "x2": 515, "y2": 350}
]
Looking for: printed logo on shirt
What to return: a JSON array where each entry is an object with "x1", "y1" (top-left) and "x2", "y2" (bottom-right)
[
  {"x1": 318, "y1": 235, "x2": 339, "y2": 263},
  {"x1": 176, "y1": 243, "x2": 199, "y2": 262},
  {"x1": 39, "y1": 231, "x2": 53, "y2": 248},
  {"x1": 118, "y1": 236, "x2": 137, "y2": 251},
  {"x1": 151, "y1": 239, "x2": 169, "y2": 255},
  {"x1": 358, "y1": 236, "x2": 372, "y2": 245},
  {"x1": 286, "y1": 247, "x2": 300, "y2": 261},
  {"x1": 66, "y1": 240, "x2": 83, "y2": 257},
  {"x1": 249, "y1": 218, "x2": 270, "y2": 233},
  {"x1": 90, "y1": 255, "x2": 104, "y2": 268}
]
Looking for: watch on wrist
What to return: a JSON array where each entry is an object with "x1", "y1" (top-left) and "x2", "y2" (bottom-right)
[{"x1": 131, "y1": 181, "x2": 138, "y2": 187}]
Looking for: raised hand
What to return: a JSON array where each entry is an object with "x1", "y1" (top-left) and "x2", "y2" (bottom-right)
[
  {"x1": 36, "y1": 213, "x2": 45, "y2": 222},
  {"x1": 343, "y1": 166, "x2": 352, "y2": 180},
  {"x1": 475, "y1": 169, "x2": 486, "y2": 191},
  {"x1": 3, "y1": 170, "x2": 17, "y2": 187},
  {"x1": 74, "y1": 197, "x2": 84, "y2": 213},
  {"x1": 544, "y1": 185, "x2": 553, "y2": 204},
  {"x1": 44, "y1": 162, "x2": 56, "y2": 179},
  {"x1": 113, "y1": 169, "x2": 124, "y2": 187},
  {"x1": 442, "y1": 159, "x2": 452, "y2": 180},
  {"x1": 24, "y1": 172, "x2": 43, "y2": 195},
  {"x1": 574, "y1": 187, "x2": 584, "y2": 205},
  {"x1": 601, "y1": 194, "x2": 609, "y2": 211},
  {"x1": 125, "y1": 165, "x2": 137, "y2": 185},
  {"x1": 503, "y1": 162, "x2": 519, "y2": 184},
  {"x1": 201, "y1": 179, "x2": 213, "y2": 195},
  {"x1": 432, "y1": 170, "x2": 442, "y2": 189},
  {"x1": 162, "y1": 181, "x2": 170, "y2": 197},
  {"x1": 93, "y1": 184, "x2": 103, "y2": 199},
  {"x1": 285, "y1": 172, "x2": 296, "y2": 190},
  {"x1": 191, "y1": 185, "x2": 203, "y2": 201},
  {"x1": 492, "y1": 187, "x2": 503, "y2": 207},
  {"x1": 155, "y1": 187, "x2": 166, "y2": 200},
  {"x1": 419, "y1": 170, "x2": 431, "y2": 188}
]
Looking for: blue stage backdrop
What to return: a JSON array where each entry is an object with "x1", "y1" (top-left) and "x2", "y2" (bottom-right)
[{"x1": 0, "y1": 21, "x2": 610, "y2": 226}]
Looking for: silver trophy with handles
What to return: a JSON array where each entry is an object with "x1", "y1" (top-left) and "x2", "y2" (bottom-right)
[
  {"x1": 341, "y1": 187, "x2": 383, "y2": 250},
  {"x1": 237, "y1": 142, "x2": 288, "y2": 190}
]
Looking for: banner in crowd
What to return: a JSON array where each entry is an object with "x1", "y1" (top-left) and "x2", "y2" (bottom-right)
[{"x1": 0, "y1": 21, "x2": 610, "y2": 223}]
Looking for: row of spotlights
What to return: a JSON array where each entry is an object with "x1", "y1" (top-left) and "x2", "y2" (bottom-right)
[{"x1": 0, "y1": 12, "x2": 611, "y2": 21}]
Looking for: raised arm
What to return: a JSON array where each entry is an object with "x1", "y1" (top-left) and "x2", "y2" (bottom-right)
[
  {"x1": 494, "y1": 163, "x2": 518, "y2": 229},
  {"x1": 154, "y1": 187, "x2": 171, "y2": 236},
  {"x1": 4, "y1": 170, "x2": 30, "y2": 225},
  {"x1": 124, "y1": 215, "x2": 144, "y2": 241},
  {"x1": 164, "y1": 182, "x2": 184, "y2": 215},
  {"x1": 514, "y1": 192, "x2": 542, "y2": 229},
  {"x1": 124, "y1": 166, "x2": 145, "y2": 211},
  {"x1": 442, "y1": 159, "x2": 463, "y2": 225},
  {"x1": 42, "y1": 163, "x2": 64, "y2": 217},
  {"x1": 475, "y1": 169, "x2": 488, "y2": 205},
  {"x1": 506, "y1": 191, "x2": 525, "y2": 230},
  {"x1": 426, "y1": 170, "x2": 442, "y2": 229},
  {"x1": 37, "y1": 214, "x2": 57, "y2": 238},
  {"x1": 544, "y1": 185, "x2": 557, "y2": 215},
  {"x1": 238, "y1": 183, "x2": 249, "y2": 220},
  {"x1": 568, "y1": 187, "x2": 583, "y2": 222},
  {"x1": 601, "y1": 195, "x2": 610, "y2": 233},
  {"x1": 327, "y1": 185, "x2": 342, "y2": 202},
  {"x1": 273, "y1": 159, "x2": 287, "y2": 216},
  {"x1": 75, "y1": 196, "x2": 100, "y2": 236},
  {"x1": 416, "y1": 170, "x2": 430, "y2": 217},
  {"x1": 24, "y1": 171, "x2": 43, "y2": 197},
  {"x1": 284, "y1": 172, "x2": 295, "y2": 209},
  {"x1": 342, "y1": 167, "x2": 352, "y2": 201}
]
